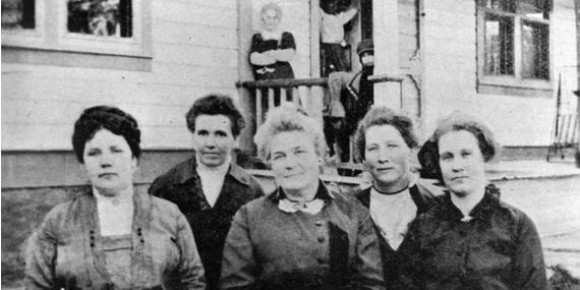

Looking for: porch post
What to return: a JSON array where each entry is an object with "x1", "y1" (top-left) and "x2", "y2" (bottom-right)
[
  {"x1": 372, "y1": 0, "x2": 401, "y2": 108},
  {"x1": 237, "y1": 0, "x2": 256, "y2": 154},
  {"x1": 575, "y1": 0, "x2": 580, "y2": 167},
  {"x1": 310, "y1": 0, "x2": 323, "y2": 124}
]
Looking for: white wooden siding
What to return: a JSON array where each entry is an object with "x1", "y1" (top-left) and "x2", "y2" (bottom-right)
[
  {"x1": 421, "y1": 0, "x2": 577, "y2": 147},
  {"x1": 2, "y1": 0, "x2": 252, "y2": 151}
]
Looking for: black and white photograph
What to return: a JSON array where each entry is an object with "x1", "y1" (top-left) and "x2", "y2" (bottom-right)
[{"x1": 2, "y1": 0, "x2": 579, "y2": 289}]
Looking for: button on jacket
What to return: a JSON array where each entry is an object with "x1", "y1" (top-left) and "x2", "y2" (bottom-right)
[
  {"x1": 354, "y1": 179, "x2": 443, "y2": 288},
  {"x1": 220, "y1": 181, "x2": 385, "y2": 290},
  {"x1": 25, "y1": 190, "x2": 206, "y2": 290},
  {"x1": 398, "y1": 184, "x2": 548, "y2": 290},
  {"x1": 149, "y1": 157, "x2": 264, "y2": 290}
]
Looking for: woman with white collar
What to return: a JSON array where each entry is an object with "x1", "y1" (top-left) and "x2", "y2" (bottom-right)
[
  {"x1": 352, "y1": 106, "x2": 443, "y2": 288},
  {"x1": 220, "y1": 104, "x2": 384, "y2": 290},
  {"x1": 250, "y1": 2, "x2": 296, "y2": 108}
]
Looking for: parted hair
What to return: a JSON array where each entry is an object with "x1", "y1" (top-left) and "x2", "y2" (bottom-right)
[
  {"x1": 254, "y1": 104, "x2": 326, "y2": 163},
  {"x1": 72, "y1": 105, "x2": 141, "y2": 163},
  {"x1": 418, "y1": 111, "x2": 499, "y2": 181},
  {"x1": 185, "y1": 94, "x2": 246, "y2": 138},
  {"x1": 354, "y1": 106, "x2": 418, "y2": 161},
  {"x1": 261, "y1": 2, "x2": 283, "y2": 19}
]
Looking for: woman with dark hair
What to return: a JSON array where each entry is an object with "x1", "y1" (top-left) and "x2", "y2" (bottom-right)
[
  {"x1": 25, "y1": 106, "x2": 206, "y2": 289},
  {"x1": 398, "y1": 111, "x2": 548, "y2": 290},
  {"x1": 220, "y1": 104, "x2": 385, "y2": 290},
  {"x1": 352, "y1": 106, "x2": 443, "y2": 288}
]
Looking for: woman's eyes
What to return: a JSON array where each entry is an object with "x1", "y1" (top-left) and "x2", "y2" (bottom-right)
[
  {"x1": 439, "y1": 153, "x2": 452, "y2": 161},
  {"x1": 85, "y1": 147, "x2": 123, "y2": 156},
  {"x1": 111, "y1": 147, "x2": 123, "y2": 153}
]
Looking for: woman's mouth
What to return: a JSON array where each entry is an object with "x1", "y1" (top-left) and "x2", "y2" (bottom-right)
[{"x1": 99, "y1": 173, "x2": 118, "y2": 178}]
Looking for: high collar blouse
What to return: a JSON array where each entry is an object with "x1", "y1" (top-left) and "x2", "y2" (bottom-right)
[
  {"x1": 220, "y1": 181, "x2": 385, "y2": 290},
  {"x1": 397, "y1": 184, "x2": 548, "y2": 290},
  {"x1": 25, "y1": 190, "x2": 206, "y2": 290}
]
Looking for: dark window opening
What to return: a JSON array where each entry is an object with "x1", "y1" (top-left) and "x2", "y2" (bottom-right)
[
  {"x1": 522, "y1": 21, "x2": 549, "y2": 79},
  {"x1": 484, "y1": 13, "x2": 514, "y2": 76},
  {"x1": 67, "y1": 0, "x2": 132, "y2": 38},
  {"x1": 1, "y1": 0, "x2": 35, "y2": 29}
]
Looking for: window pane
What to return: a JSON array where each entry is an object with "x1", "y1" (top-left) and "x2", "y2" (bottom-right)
[
  {"x1": 482, "y1": 0, "x2": 515, "y2": 13},
  {"x1": 67, "y1": 0, "x2": 132, "y2": 38},
  {"x1": 1, "y1": 0, "x2": 35, "y2": 30},
  {"x1": 517, "y1": 0, "x2": 550, "y2": 20},
  {"x1": 484, "y1": 13, "x2": 514, "y2": 76},
  {"x1": 522, "y1": 21, "x2": 549, "y2": 80}
]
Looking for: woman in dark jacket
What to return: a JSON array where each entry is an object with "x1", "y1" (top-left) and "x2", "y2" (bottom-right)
[
  {"x1": 220, "y1": 104, "x2": 385, "y2": 290},
  {"x1": 25, "y1": 106, "x2": 206, "y2": 289},
  {"x1": 398, "y1": 111, "x2": 548, "y2": 290},
  {"x1": 352, "y1": 106, "x2": 443, "y2": 288}
]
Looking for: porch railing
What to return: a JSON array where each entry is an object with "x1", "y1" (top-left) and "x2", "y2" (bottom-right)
[
  {"x1": 236, "y1": 74, "x2": 408, "y2": 172},
  {"x1": 237, "y1": 78, "x2": 327, "y2": 127}
]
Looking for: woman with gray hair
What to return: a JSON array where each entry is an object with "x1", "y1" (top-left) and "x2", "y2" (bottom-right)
[
  {"x1": 220, "y1": 104, "x2": 385, "y2": 290},
  {"x1": 398, "y1": 111, "x2": 547, "y2": 289}
]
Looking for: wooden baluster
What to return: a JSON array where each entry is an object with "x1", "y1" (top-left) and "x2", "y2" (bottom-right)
[
  {"x1": 268, "y1": 88, "x2": 275, "y2": 111},
  {"x1": 563, "y1": 115, "x2": 573, "y2": 146},
  {"x1": 570, "y1": 114, "x2": 580, "y2": 146},
  {"x1": 280, "y1": 87, "x2": 287, "y2": 106},
  {"x1": 256, "y1": 88, "x2": 263, "y2": 127},
  {"x1": 293, "y1": 87, "x2": 300, "y2": 106}
]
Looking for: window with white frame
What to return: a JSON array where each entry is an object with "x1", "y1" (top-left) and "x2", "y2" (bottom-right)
[
  {"x1": 477, "y1": 0, "x2": 552, "y2": 96},
  {"x1": 2, "y1": 0, "x2": 151, "y2": 70}
]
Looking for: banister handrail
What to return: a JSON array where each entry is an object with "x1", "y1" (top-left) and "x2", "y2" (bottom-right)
[
  {"x1": 368, "y1": 73, "x2": 406, "y2": 83},
  {"x1": 236, "y1": 78, "x2": 328, "y2": 89},
  {"x1": 237, "y1": 73, "x2": 406, "y2": 89}
]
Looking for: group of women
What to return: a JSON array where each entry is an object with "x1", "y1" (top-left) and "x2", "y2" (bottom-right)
[
  {"x1": 24, "y1": 2, "x2": 547, "y2": 289},
  {"x1": 25, "y1": 101, "x2": 548, "y2": 290}
]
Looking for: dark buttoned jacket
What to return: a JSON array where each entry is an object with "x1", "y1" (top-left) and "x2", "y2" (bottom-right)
[{"x1": 149, "y1": 156, "x2": 264, "y2": 290}]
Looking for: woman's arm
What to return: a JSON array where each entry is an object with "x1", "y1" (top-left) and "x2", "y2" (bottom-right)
[
  {"x1": 219, "y1": 207, "x2": 259, "y2": 290},
  {"x1": 25, "y1": 213, "x2": 58, "y2": 290},
  {"x1": 263, "y1": 32, "x2": 296, "y2": 62},
  {"x1": 511, "y1": 213, "x2": 548, "y2": 290},
  {"x1": 249, "y1": 33, "x2": 276, "y2": 66},
  {"x1": 175, "y1": 212, "x2": 207, "y2": 290},
  {"x1": 250, "y1": 52, "x2": 276, "y2": 66},
  {"x1": 353, "y1": 213, "x2": 386, "y2": 290},
  {"x1": 262, "y1": 48, "x2": 295, "y2": 62}
]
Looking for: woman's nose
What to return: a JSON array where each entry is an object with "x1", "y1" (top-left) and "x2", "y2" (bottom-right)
[
  {"x1": 204, "y1": 136, "x2": 217, "y2": 148},
  {"x1": 283, "y1": 154, "x2": 299, "y2": 168},
  {"x1": 377, "y1": 149, "x2": 390, "y2": 163},
  {"x1": 99, "y1": 153, "x2": 113, "y2": 168},
  {"x1": 450, "y1": 159, "x2": 465, "y2": 171}
]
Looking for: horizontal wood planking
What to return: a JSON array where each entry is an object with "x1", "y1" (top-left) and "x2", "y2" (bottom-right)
[{"x1": 1, "y1": 150, "x2": 195, "y2": 189}]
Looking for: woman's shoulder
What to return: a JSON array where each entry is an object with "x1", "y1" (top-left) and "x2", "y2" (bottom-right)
[
  {"x1": 37, "y1": 192, "x2": 92, "y2": 229},
  {"x1": 150, "y1": 194, "x2": 182, "y2": 215},
  {"x1": 494, "y1": 198, "x2": 537, "y2": 228}
]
